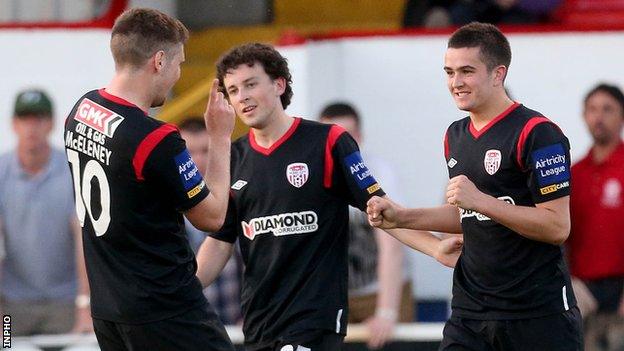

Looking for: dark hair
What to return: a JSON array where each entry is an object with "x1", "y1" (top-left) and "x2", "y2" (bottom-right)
[
  {"x1": 319, "y1": 102, "x2": 361, "y2": 129},
  {"x1": 584, "y1": 83, "x2": 624, "y2": 116},
  {"x1": 111, "y1": 8, "x2": 189, "y2": 67},
  {"x1": 216, "y1": 43, "x2": 293, "y2": 109},
  {"x1": 448, "y1": 22, "x2": 511, "y2": 72},
  {"x1": 178, "y1": 117, "x2": 206, "y2": 132}
]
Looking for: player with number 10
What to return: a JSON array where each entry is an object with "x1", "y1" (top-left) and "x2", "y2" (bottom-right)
[{"x1": 64, "y1": 8, "x2": 235, "y2": 350}]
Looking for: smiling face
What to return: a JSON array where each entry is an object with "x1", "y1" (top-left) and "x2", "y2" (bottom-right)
[
  {"x1": 444, "y1": 47, "x2": 504, "y2": 114},
  {"x1": 223, "y1": 62, "x2": 286, "y2": 129}
]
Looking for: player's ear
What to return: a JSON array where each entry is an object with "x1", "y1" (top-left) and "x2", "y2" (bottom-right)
[
  {"x1": 493, "y1": 65, "x2": 507, "y2": 87},
  {"x1": 273, "y1": 77, "x2": 286, "y2": 96},
  {"x1": 153, "y1": 50, "x2": 166, "y2": 73}
]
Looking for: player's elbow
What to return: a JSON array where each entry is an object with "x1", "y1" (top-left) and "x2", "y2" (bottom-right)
[
  {"x1": 197, "y1": 214, "x2": 226, "y2": 233},
  {"x1": 549, "y1": 223, "x2": 570, "y2": 245}
]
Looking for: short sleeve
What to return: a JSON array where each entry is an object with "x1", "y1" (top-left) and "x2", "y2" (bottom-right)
[
  {"x1": 519, "y1": 121, "x2": 571, "y2": 203},
  {"x1": 143, "y1": 132, "x2": 209, "y2": 211},
  {"x1": 209, "y1": 195, "x2": 238, "y2": 243},
  {"x1": 330, "y1": 131, "x2": 385, "y2": 210}
]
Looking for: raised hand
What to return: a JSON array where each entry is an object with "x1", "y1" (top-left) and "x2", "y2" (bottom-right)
[{"x1": 204, "y1": 79, "x2": 235, "y2": 138}]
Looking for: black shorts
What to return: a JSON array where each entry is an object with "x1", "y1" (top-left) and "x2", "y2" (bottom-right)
[
  {"x1": 439, "y1": 307, "x2": 583, "y2": 351},
  {"x1": 254, "y1": 330, "x2": 344, "y2": 351},
  {"x1": 93, "y1": 306, "x2": 235, "y2": 351}
]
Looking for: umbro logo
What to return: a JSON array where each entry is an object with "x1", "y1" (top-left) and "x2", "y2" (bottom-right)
[
  {"x1": 231, "y1": 180, "x2": 248, "y2": 190},
  {"x1": 447, "y1": 158, "x2": 458, "y2": 168}
]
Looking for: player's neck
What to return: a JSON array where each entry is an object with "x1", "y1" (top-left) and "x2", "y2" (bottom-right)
[
  {"x1": 251, "y1": 112, "x2": 294, "y2": 149},
  {"x1": 17, "y1": 143, "x2": 50, "y2": 176},
  {"x1": 470, "y1": 94, "x2": 514, "y2": 130},
  {"x1": 106, "y1": 71, "x2": 152, "y2": 113},
  {"x1": 591, "y1": 139, "x2": 621, "y2": 164}
]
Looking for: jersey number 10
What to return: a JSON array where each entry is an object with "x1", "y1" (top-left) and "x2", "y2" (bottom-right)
[{"x1": 67, "y1": 149, "x2": 111, "y2": 236}]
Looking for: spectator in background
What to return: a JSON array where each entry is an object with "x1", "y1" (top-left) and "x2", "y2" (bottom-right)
[
  {"x1": 404, "y1": 0, "x2": 561, "y2": 28},
  {"x1": 0, "y1": 89, "x2": 91, "y2": 335},
  {"x1": 319, "y1": 103, "x2": 414, "y2": 350},
  {"x1": 179, "y1": 117, "x2": 243, "y2": 326},
  {"x1": 568, "y1": 83, "x2": 624, "y2": 351}
]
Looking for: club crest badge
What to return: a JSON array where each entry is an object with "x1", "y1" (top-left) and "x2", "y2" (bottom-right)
[
  {"x1": 286, "y1": 162, "x2": 309, "y2": 188},
  {"x1": 484, "y1": 149, "x2": 502, "y2": 175}
]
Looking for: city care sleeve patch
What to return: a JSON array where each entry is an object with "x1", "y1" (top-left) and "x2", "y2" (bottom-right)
[
  {"x1": 143, "y1": 131, "x2": 209, "y2": 211},
  {"x1": 331, "y1": 132, "x2": 385, "y2": 210},
  {"x1": 520, "y1": 120, "x2": 571, "y2": 203}
]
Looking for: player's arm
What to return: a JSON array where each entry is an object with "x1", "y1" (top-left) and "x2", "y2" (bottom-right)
[
  {"x1": 367, "y1": 196, "x2": 463, "y2": 233},
  {"x1": 70, "y1": 217, "x2": 93, "y2": 333},
  {"x1": 185, "y1": 79, "x2": 235, "y2": 232},
  {"x1": 448, "y1": 176, "x2": 570, "y2": 244},
  {"x1": 447, "y1": 122, "x2": 573, "y2": 245},
  {"x1": 196, "y1": 193, "x2": 239, "y2": 287},
  {"x1": 367, "y1": 196, "x2": 463, "y2": 267},
  {"x1": 196, "y1": 236, "x2": 234, "y2": 287}
]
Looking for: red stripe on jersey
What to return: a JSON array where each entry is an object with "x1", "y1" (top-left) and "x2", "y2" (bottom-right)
[
  {"x1": 98, "y1": 89, "x2": 148, "y2": 115},
  {"x1": 515, "y1": 116, "x2": 558, "y2": 169},
  {"x1": 133, "y1": 124, "x2": 178, "y2": 181},
  {"x1": 469, "y1": 102, "x2": 520, "y2": 139},
  {"x1": 324, "y1": 125, "x2": 347, "y2": 188},
  {"x1": 444, "y1": 129, "x2": 450, "y2": 159},
  {"x1": 249, "y1": 117, "x2": 301, "y2": 156}
]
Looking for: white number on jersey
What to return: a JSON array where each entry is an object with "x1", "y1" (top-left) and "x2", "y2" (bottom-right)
[{"x1": 67, "y1": 149, "x2": 111, "y2": 236}]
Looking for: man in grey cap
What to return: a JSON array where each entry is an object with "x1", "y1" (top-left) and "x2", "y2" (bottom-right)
[{"x1": 0, "y1": 89, "x2": 92, "y2": 335}]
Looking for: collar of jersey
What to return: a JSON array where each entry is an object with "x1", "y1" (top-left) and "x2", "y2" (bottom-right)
[
  {"x1": 468, "y1": 102, "x2": 520, "y2": 139},
  {"x1": 249, "y1": 117, "x2": 301, "y2": 156},
  {"x1": 588, "y1": 141, "x2": 624, "y2": 167},
  {"x1": 98, "y1": 88, "x2": 149, "y2": 115}
]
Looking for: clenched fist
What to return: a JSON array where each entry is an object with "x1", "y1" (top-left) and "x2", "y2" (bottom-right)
[
  {"x1": 446, "y1": 175, "x2": 486, "y2": 211},
  {"x1": 367, "y1": 196, "x2": 402, "y2": 229}
]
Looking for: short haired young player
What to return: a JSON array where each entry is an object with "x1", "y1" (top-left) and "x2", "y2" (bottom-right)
[
  {"x1": 367, "y1": 22, "x2": 583, "y2": 350},
  {"x1": 64, "y1": 8, "x2": 235, "y2": 350},
  {"x1": 196, "y1": 43, "x2": 463, "y2": 351}
]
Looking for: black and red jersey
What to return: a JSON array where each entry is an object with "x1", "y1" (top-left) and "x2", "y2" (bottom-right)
[
  {"x1": 210, "y1": 118, "x2": 385, "y2": 350},
  {"x1": 64, "y1": 89, "x2": 209, "y2": 323},
  {"x1": 444, "y1": 103, "x2": 576, "y2": 320}
]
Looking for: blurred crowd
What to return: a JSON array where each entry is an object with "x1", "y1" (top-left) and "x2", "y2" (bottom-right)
[{"x1": 403, "y1": 0, "x2": 562, "y2": 28}]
